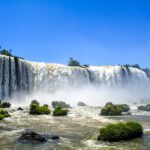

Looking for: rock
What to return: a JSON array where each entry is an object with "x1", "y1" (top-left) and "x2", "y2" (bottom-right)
[
  {"x1": 44, "y1": 135, "x2": 60, "y2": 140},
  {"x1": 0, "y1": 101, "x2": 11, "y2": 108},
  {"x1": 53, "y1": 107, "x2": 68, "y2": 116},
  {"x1": 77, "y1": 101, "x2": 87, "y2": 106},
  {"x1": 17, "y1": 107, "x2": 24, "y2": 111},
  {"x1": 100, "y1": 102, "x2": 130, "y2": 116},
  {"x1": 52, "y1": 101, "x2": 70, "y2": 108},
  {"x1": 29, "y1": 101, "x2": 51, "y2": 115},
  {"x1": 98, "y1": 121, "x2": 143, "y2": 142},
  {"x1": 19, "y1": 131, "x2": 59, "y2": 143},
  {"x1": 138, "y1": 104, "x2": 150, "y2": 111},
  {"x1": 122, "y1": 112, "x2": 132, "y2": 115},
  {"x1": 19, "y1": 131, "x2": 46, "y2": 142}
]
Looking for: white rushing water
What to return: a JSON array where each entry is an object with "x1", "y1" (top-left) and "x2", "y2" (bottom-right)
[{"x1": 0, "y1": 55, "x2": 150, "y2": 106}]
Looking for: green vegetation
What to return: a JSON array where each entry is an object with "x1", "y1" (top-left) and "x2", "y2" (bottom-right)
[
  {"x1": 77, "y1": 101, "x2": 87, "y2": 106},
  {"x1": 53, "y1": 107, "x2": 68, "y2": 116},
  {"x1": 0, "y1": 48, "x2": 12, "y2": 56},
  {"x1": 30, "y1": 100, "x2": 40, "y2": 106},
  {"x1": 0, "y1": 46, "x2": 24, "y2": 59},
  {"x1": 100, "y1": 102, "x2": 130, "y2": 116},
  {"x1": 52, "y1": 101, "x2": 70, "y2": 108},
  {"x1": 0, "y1": 109, "x2": 11, "y2": 120},
  {"x1": 98, "y1": 121, "x2": 143, "y2": 142},
  {"x1": 68, "y1": 57, "x2": 89, "y2": 68},
  {"x1": 68, "y1": 57, "x2": 81, "y2": 67},
  {"x1": 117, "y1": 104, "x2": 130, "y2": 112},
  {"x1": 138, "y1": 104, "x2": 150, "y2": 111},
  {"x1": 29, "y1": 100, "x2": 51, "y2": 115},
  {"x1": 82, "y1": 64, "x2": 89, "y2": 68},
  {"x1": 0, "y1": 100, "x2": 11, "y2": 108},
  {"x1": 0, "y1": 114, "x2": 4, "y2": 120}
]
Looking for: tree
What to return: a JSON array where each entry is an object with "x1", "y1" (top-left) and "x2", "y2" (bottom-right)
[
  {"x1": 68, "y1": 57, "x2": 81, "y2": 67},
  {"x1": 0, "y1": 46, "x2": 12, "y2": 56},
  {"x1": 0, "y1": 46, "x2": 24, "y2": 59}
]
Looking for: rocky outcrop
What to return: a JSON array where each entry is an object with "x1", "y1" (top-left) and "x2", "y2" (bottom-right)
[{"x1": 19, "y1": 131, "x2": 59, "y2": 143}]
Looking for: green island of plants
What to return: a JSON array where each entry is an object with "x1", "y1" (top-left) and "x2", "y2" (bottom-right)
[
  {"x1": 138, "y1": 104, "x2": 150, "y2": 111},
  {"x1": 29, "y1": 100, "x2": 51, "y2": 115},
  {"x1": 100, "y1": 102, "x2": 130, "y2": 116},
  {"x1": 53, "y1": 107, "x2": 68, "y2": 116},
  {"x1": 52, "y1": 101, "x2": 70, "y2": 108},
  {"x1": 0, "y1": 100, "x2": 11, "y2": 108},
  {"x1": 98, "y1": 121, "x2": 143, "y2": 142},
  {"x1": 0, "y1": 46, "x2": 24, "y2": 59},
  {"x1": 0, "y1": 109, "x2": 11, "y2": 120}
]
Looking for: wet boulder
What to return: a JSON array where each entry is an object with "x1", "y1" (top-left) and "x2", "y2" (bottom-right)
[
  {"x1": 17, "y1": 107, "x2": 24, "y2": 111},
  {"x1": 29, "y1": 100, "x2": 51, "y2": 115},
  {"x1": 77, "y1": 101, "x2": 87, "y2": 107},
  {"x1": 52, "y1": 101, "x2": 70, "y2": 108},
  {"x1": 19, "y1": 131, "x2": 59, "y2": 143},
  {"x1": 138, "y1": 104, "x2": 150, "y2": 111},
  {"x1": 53, "y1": 107, "x2": 68, "y2": 116},
  {"x1": 0, "y1": 109, "x2": 11, "y2": 119},
  {"x1": 100, "y1": 102, "x2": 130, "y2": 116},
  {"x1": 0, "y1": 100, "x2": 11, "y2": 108}
]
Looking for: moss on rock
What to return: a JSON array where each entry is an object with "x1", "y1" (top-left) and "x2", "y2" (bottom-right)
[
  {"x1": 29, "y1": 100, "x2": 51, "y2": 115},
  {"x1": 98, "y1": 121, "x2": 143, "y2": 142},
  {"x1": 100, "y1": 102, "x2": 130, "y2": 116},
  {"x1": 53, "y1": 107, "x2": 68, "y2": 116}
]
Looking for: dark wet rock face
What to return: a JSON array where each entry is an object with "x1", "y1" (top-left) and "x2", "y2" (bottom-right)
[
  {"x1": 77, "y1": 102, "x2": 87, "y2": 107},
  {"x1": 19, "y1": 131, "x2": 59, "y2": 143},
  {"x1": 19, "y1": 131, "x2": 46, "y2": 142},
  {"x1": 17, "y1": 107, "x2": 24, "y2": 111}
]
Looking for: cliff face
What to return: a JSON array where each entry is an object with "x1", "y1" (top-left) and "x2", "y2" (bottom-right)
[
  {"x1": 0, "y1": 55, "x2": 149, "y2": 100},
  {"x1": 0, "y1": 55, "x2": 34, "y2": 99}
]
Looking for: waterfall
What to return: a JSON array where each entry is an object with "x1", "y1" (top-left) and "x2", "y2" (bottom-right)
[
  {"x1": 0, "y1": 55, "x2": 34, "y2": 99},
  {"x1": 0, "y1": 55, "x2": 150, "y2": 103}
]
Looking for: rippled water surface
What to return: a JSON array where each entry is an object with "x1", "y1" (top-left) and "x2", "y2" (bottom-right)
[{"x1": 0, "y1": 106, "x2": 150, "y2": 150}]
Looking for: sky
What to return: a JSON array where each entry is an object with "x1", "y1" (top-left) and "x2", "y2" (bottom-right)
[{"x1": 0, "y1": 0, "x2": 149, "y2": 67}]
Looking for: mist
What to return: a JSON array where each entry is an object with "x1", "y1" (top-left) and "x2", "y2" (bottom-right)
[
  {"x1": 1, "y1": 55, "x2": 150, "y2": 107},
  {"x1": 11, "y1": 83, "x2": 150, "y2": 107}
]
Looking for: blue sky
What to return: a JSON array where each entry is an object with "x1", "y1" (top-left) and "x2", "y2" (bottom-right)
[{"x1": 0, "y1": 0, "x2": 149, "y2": 67}]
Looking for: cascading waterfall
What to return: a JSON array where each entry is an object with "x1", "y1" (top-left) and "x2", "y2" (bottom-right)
[
  {"x1": 0, "y1": 55, "x2": 150, "y2": 103},
  {"x1": 0, "y1": 55, "x2": 34, "y2": 99}
]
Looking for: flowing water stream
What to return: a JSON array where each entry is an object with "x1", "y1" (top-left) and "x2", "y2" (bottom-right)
[
  {"x1": 0, "y1": 55, "x2": 150, "y2": 149},
  {"x1": 0, "y1": 106, "x2": 150, "y2": 150}
]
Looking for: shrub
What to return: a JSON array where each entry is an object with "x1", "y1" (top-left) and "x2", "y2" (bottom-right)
[
  {"x1": 68, "y1": 57, "x2": 81, "y2": 67},
  {"x1": 0, "y1": 114, "x2": 4, "y2": 120},
  {"x1": 52, "y1": 101, "x2": 70, "y2": 108},
  {"x1": 82, "y1": 64, "x2": 89, "y2": 68},
  {"x1": 98, "y1": 121, "x2": 143, "y2": 142},
  {"x1": 29, "y1": 101, "x2": 51, "y2": 115},
  {"x1": 138, "y1": 104, "x2": 150, "y2": 111},
  {"x1": 30, "y1": 100, "x2": 40, "y2": 106},
  {"x1": 0, "y1": 100, "x2": 11, "y2": 108},
  {"x1": 43, "y1": 104, "x2": 49, "y2": 108},
  {"x1": 117, "y1": 104, "x2": 130, "y2": 112},
  {"x1": 0, "y1": 49, "x2": 12, "y2": 56},
  {"x1": 53, "y1": 107, "x2": 68, "y2": 116},
  {"x1": 0, "y1": 46, "x2": 24, "y2": 59},
  {"x1": 1, "y1": 102, "x2": 11, "y2": 108},
  {"x1": 0, "y1": 109, "x2": 11, "y2": 117},
  {"x1": 77, "y1": 101, "x2": 87, "y2": 106},
  {"x1": 100, "y1": 102, "x2": 130, "y2": 116},
  {"x1": 101, "y1": 103, "x2": 122, "y2": 116},
  {"x1": 0, "y1": 109, "x2": 11, "y2": 120}
]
